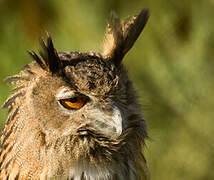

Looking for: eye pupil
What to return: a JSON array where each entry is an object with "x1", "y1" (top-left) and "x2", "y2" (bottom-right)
[{"x1": 69, "y1": 97, "x2": 78, "y2": 103}]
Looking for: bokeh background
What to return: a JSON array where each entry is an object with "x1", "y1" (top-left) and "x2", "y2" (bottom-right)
[{"x1": 0, "y1": 0, "x2": 214, "y2": 179}]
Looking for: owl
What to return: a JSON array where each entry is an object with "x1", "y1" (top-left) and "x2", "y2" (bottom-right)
[{"x1": 0, "y1": 9, "x2": 150, "y2": 180}]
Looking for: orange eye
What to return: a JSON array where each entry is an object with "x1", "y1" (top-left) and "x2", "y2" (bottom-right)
[{"x1": 59, "y1": 96, "x2": 88, "y2": 110}]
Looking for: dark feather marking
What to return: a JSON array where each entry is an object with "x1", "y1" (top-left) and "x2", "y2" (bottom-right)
[
  {"x1": 12, "y1": 85, "x2": 25, "y2": 94},
  {"x1": 4, "y1": 76, "x2": 24, "y2": 83},
  {"x1": 21, "y1": 64, "x2": 35, "y2": 75},
  {"x1": 2, "y1": 151, "x2": 7, "y2": 163},
  {"x1": 2, "y1": 92, "x2": 23, "y2": 109},
  {"x1": 1, "y1": 128, "x2": 13, "y2": 146},
  {"x1": 7, "y1": 144, "x2": 13, "y2": 155},
  {"x1": 4, "y1": 158, "x2": 13, "y2": 170},
  {"x1": 81, "y1": 172, "x2": 86, "y2": 180},
  {"x1": 27, "y1": 50, "x2": 47, "y2": 70},
  {"x1": 0, "y1": 161, "x2": 2, "y2": 170},
  {"x1": 6, "y1": 107, "x2": 19, "y2": 125},
  {"x1": 0, "y1": 145, "x2": 14, "y2": 166},
  {"x1": 26, "y1": 69, "x2": 35, "y2": 75},
  {"x1": 1, "y1": 143, "x2": 9, "y2": 157},
  {"x1": 14, "y1": 172, "x2": 20, "y2": 180}
]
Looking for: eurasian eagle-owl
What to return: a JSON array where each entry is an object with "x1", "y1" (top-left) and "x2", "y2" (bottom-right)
[{"x1": 0, "y1": 9, "x2": 150, "y2": 180}]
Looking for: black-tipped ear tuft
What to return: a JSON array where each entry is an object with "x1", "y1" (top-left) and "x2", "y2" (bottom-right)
[{"x1": 28, "y1": 34, "x2": 62, "y2": 73}]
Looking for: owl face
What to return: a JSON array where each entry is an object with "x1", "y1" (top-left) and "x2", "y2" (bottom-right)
[{"x1": 30, "y1": 52, "x2": 126, "y2": 142}]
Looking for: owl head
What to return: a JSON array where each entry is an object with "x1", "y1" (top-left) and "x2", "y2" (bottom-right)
[{"x1": 3, "y1": 9, "x2": 149, "y2": 170}]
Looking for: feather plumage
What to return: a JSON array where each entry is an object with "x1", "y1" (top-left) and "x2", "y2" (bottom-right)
[{"x1": 0, "y1": 9, "x2": 150, "y2": 180}]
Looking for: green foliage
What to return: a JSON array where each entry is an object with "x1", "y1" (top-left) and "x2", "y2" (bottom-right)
[{"x1": 0, "y1": 0, "x2": 213, "y2": 179}]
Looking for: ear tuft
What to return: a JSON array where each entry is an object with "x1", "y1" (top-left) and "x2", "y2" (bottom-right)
[
  {"x1": 102, "y1": 9, "x2": 150, "y2": 66},
  {"x1": 122, "y1": 8, "x2": 149, "y2": 55},
  {"x1": 102, "y1": 11, "x2": 123, "y2": 61},
  {"x1": 28, "y1": 34, "x2": 62, "y2": 73}
]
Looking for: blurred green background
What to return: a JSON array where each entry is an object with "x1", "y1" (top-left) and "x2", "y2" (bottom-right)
[{"x1": 0, "y1": 0, "x2": 214, "y2": 179}]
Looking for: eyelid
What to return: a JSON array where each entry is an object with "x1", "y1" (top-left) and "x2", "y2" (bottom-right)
[{"x1": 56, "y1": 87, "x2": 76, "y2": 100}]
